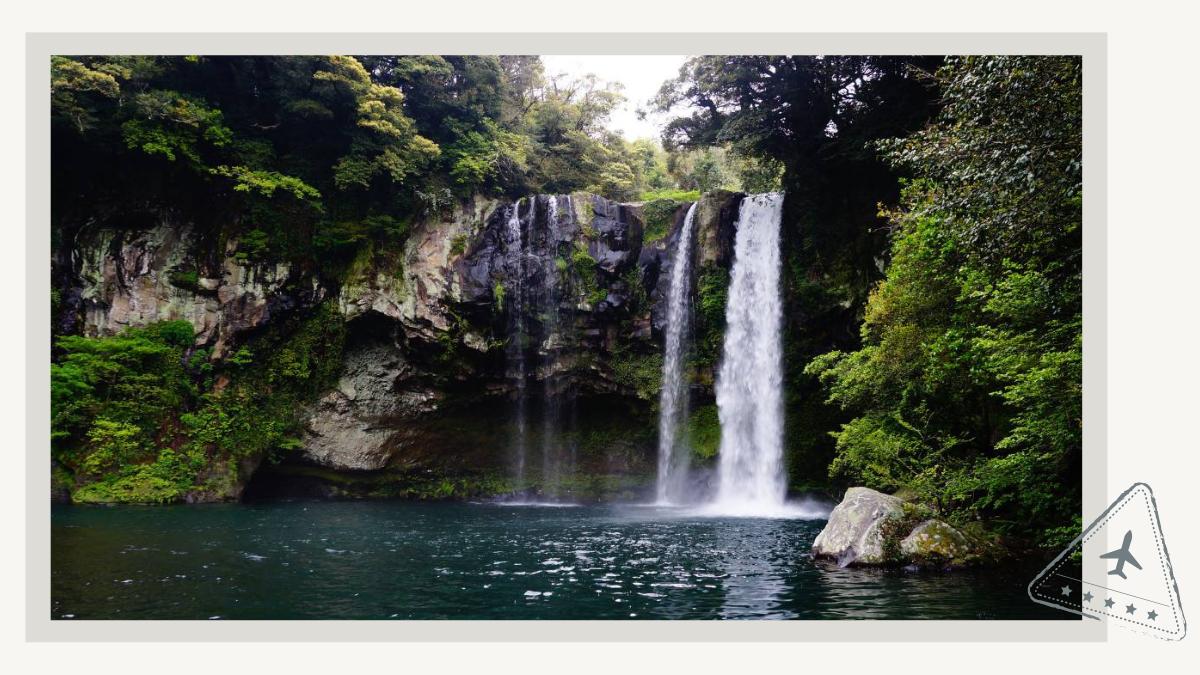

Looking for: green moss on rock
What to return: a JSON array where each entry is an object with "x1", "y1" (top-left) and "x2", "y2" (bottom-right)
[
  {"x1": 641, "y1": 198, "x2": 689, "y2": 244},
  {"x1": 687, "y1": 405, "x2": 720, "y2": 461},
  {"x1": 610, "y1": 349, "x2": 662, "y2": 402}
]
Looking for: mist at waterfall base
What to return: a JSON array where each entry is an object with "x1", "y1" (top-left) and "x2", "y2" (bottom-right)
[{"x1": 654, "y1": 193, "x2": 820, "y2": 519}]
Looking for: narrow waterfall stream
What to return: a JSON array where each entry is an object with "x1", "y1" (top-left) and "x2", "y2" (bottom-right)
[
  {"x1": 539, "y1": 195, "x2": 577, "y2": 497},
  {"x1": 504, "y1": 198, "x2": 529, "y2": 486},
  {"x1": 711, "y1": 193, "x2": 788, "y2": 515},
  {"x1": 540, "y1": 195, "x2": 560, "y2": 489},
  {"x1": 656, "y1": 202, "x2": 698, "y2": 504},
  {"x1": 503, "y1": 195, "x2": 578, "y2": 501}
]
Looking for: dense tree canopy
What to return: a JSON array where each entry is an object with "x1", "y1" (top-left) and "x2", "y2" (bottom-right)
[
  {"x1": 807, "y1": 56, "x2": 1082, "y2": 547},
  {"x1": 657, "y1": 54, "x2": 1081, "y2": 547},
  {"x1": 50, "y1": 55, "x2": 694, "y2": 271}
]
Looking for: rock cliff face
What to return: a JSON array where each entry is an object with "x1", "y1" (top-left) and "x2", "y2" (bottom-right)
[
  {"x1": 57, "y1": 192, "x2": 745, "y2": 500},
  {"x1": 67, "y1": 221, "x2": 326, "y2": 358}
]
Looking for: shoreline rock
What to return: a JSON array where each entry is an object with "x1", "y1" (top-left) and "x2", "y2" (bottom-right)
[
  {"x1": 811, "y1": 486, "x2": 905, "y2": 566},
  {"x1": 811, "y1": 486, "x2": 995, "y2": 569}
]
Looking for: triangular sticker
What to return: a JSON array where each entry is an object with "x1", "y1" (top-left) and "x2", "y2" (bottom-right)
[{"x1": 1029, "y1": 483, "x2": 1186, "y2": 639}]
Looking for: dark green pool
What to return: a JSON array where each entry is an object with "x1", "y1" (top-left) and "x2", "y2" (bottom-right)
[{"x1": 51, "y1": 501, "x2": 1069, "y2": 620}]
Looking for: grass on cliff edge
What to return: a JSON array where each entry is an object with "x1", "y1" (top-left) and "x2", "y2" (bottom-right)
[{"x1": 638, "y1": 190, "x2": 700, "y2": 245}]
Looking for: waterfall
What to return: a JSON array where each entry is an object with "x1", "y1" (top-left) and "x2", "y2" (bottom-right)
[
  {"x1": 711, "y1": 193, "x2": 787, "y2": 514},
  {"x1": 504, "y1": 198, "x2": 528, "y2": 486},
  {"x1": 540, "y1": 195, "x2": 566, "y2": 495},
  {"x1": 501, "y1": 195, "x2": 578, "y2": 502},
  {"x1": 656, "y1": 202, "x2": 698, "y2": 505}
]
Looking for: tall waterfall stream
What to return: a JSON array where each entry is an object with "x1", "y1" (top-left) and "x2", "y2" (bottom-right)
[
  {"x1": 655, "y1": 203, "x2": 698, "y2": 504},
  {"x1": 711, "y1": 193, "x2": 788, "y2": 515}
]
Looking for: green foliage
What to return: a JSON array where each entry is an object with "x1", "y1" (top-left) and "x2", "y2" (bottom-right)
[
  {"x1": 51, "y1": 55, "x2": 444, "y2": 280},
  {"x1": 449, "y1": 233, "x2": 468, "y2": 257},
  {"x1": 210, "y1": 165, "x2": 321, "y2": 201},
  {"x1": 121, "y1": 90, "x2": 232, "y2": 168},
  {"x1": 570, "y1": 243, "x2": 606, "y2": 305},
  {"x1": 610, "y1": 348, "x2": 663, "y2": 402},
  {"x1": 73, "y1": 448, "x2": 204, "y2": 504},
  {"x1": 588, "y1": 161, "x2": 638, "y2": 202},
  {"x1": 639, "y1": 189, "x2": 701, "y2": 202},
  {"x1": 227, "y1": 347, "x2": 254, "y2": 367},
  {"x1": 177, "y1": 304, "x2": 345, "y2": 465},
  {"x1": 686, "y1": 405, "x2": 721, "y2": 461},
  {"x1": 693, "y1": 265, "x2": 730, "y2": 371},
  {"x1": 688, "y1": 149, "x2": 726, "y2": 191},
  {"x1": 878, "y1": 56, "x2": 1082, "y2": 264},
  {"x1": 315, "y1": 56, "x2": 441, "y2": 190},
  {"x1": 732, "y1": 154, "x2": 784, "y2": 193},
  {"x1": 655, "y1": 56, "x2": 940, "y2": 168},
  {"x1": 52, "y1": 54, "x2": 700, "y2": 293},
  {"x1": 620, "y1": 266, "x2": 649, "y2": 315},
  {"x1": 492, "y1": 282, "x2": 506, "y2": 311},
  {"x1": 50, "y1": 303, "x2": 346, "y2": 504},
  {"x1": 79, "y1": 418, "x2": 144, "y2": 476},
  {"x1": 233, "y1": 228, "x2": 270, "y2": 263},
  {"x1": 807, "y1": 57, "x2": 1081, "y2": 549},
  {"x1": 359, "y1": 55, "x2": 683, "y2": 201},
  {"x1": 168, "y1": 269, "x2": 200, "y2": 290},
  {"x1": 50, "y1": 55, "x2": 129, "y2": 132},
  {"x1": 628, "y1": 138, "x2": 674, "y2": 193},
  {"x1": 51, "y1": 321, "x2": 195, "y2": 453},
  {"x1": 444, "y1": 119, "x2": 528, "y2": 193},
  {"x1": 313, "y1": 215, "x2": 411, "y2": 255},
  {"x1": 641, "y1": 198, "x2": 689, "y2": 244}
]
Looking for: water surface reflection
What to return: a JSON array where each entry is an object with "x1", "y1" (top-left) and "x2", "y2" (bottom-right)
[{"x1": 51, "y1": 501, "x2": 1069, "y2": 620}]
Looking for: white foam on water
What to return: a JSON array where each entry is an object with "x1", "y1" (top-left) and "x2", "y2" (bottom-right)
[{"x1": 689, "y1": 497, "x2": 830, "y2": 520}]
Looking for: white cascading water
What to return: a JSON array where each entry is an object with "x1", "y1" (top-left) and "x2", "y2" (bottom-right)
[
  {"x1": 656, "y1": 202, "x2": 699, "y2": 504},
  {"x1": 505, "y1": 198, "x2": 528, "y2": 485},
  {"x1": 711, "y1": 193, "x2": 787, "y2": 515},
  {"x1": 540, "y1": 195, "x2": 566, "y2": 492}
]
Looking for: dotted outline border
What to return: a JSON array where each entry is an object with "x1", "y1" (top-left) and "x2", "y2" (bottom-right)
[{"x1": 1029, "y1": 484, "x2": 1185, "y2": 639}]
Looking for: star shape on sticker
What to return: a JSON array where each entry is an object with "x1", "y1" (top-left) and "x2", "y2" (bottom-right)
[
  {"x1": 1147, "y1": 610, "x2": 1158, "y2": 621},
  {"x1": 1126, "y1": 603, "x2": 1137, "y2": 615},
  {"x1": 1060, "y1": 585, "x2": 1072, "y2": 597},
  {"x1": 1104, "y1": 597, "x2": 1115, "y2": 608},
  {"x1": 1082, "y1": 591, "x2": 1093, "y2": 602}
]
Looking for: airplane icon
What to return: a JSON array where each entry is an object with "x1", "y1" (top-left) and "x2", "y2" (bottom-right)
[{"x1": 1100, "y1": 529, "x2": 1142, "y2": 580}]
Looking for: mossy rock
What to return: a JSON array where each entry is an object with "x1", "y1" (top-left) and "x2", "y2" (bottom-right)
[
  {"x1": 899, "y1": 519, "x2": 973, "y2": 564},
  {"x1": 902, "y1": 516, "x2": 993, "y2": 564},
  {"x1": 813, "y1": 487, "x2": 998, "y2": 568}
]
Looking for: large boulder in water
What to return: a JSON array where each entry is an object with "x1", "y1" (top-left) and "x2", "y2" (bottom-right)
[
  {"x1": 813, "y1": 487, "x2": 997, "y2": 568},
  {"x1": 811, "y1": 487, "x2": 906, "y2": 565}
]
